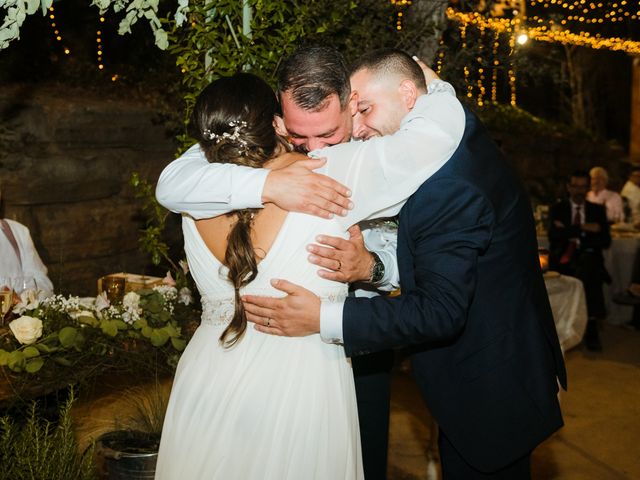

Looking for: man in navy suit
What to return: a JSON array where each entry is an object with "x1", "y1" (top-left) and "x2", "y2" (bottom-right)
[
  {"x1": 548, "y1": 171, "x2": 611, "y2": 351},
  {"x1": 244, "y1": 49, "x2": 566, "y2": 478}
]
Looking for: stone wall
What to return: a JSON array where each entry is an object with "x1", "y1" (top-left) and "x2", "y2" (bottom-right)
[{"x1": 0, "y1": 84, "x2": 178, "y2": 296}]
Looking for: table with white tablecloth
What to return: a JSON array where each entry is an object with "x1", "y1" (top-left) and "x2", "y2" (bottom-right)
[
  {"x1": 603, "y1": 233, "x2": 640, "y2": 324},
  {"x1": 538, "y1": 233, "x2": 640, "y2": 326},
  {"x1": 544, "y1": 273, "x2": 588, "y2": 352}
]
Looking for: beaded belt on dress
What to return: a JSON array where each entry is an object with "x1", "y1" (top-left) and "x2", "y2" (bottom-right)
[{"x1": 200, "y1": 288, "x2": 347, "y2": 327}]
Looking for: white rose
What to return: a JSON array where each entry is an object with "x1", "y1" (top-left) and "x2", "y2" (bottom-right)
[
  {"x1": 123, "y1": 291, "x2": 141, "y2": 311},
  {"x1": 9, "y1": 316, "x2": 43, "y2": 345}
]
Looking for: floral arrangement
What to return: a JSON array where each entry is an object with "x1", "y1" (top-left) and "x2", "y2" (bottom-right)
[{"x1": 0, "y1": 281, "x2": 198, "y2": 379}]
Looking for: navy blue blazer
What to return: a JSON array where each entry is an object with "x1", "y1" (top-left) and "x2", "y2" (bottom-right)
[{"x1": 343, "y1": 107, "x2": 566, "y2": 472}]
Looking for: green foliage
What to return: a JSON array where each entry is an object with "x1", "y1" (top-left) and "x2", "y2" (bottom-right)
[
  {"x1": 130, "y1": 171, "x2": 177, "y2": 270},
  {"x1": 0, "y1": 388, "x2": 97, "y2": 480},
  {"x1": 474, "y1": 102, "x2": 591, "y2": 139},
  {"x1": 165, "y1": 0, "x2": 356, "y2": 153}
]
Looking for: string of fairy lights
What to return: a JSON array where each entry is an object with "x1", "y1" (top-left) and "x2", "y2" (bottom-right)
[
  {"x1": 47, "y1": 5, "x2": 70, "y2": 56},
  {"x1": 401, "y1": 0, "x2": 640, "y2": 108},
  {"x1": 45, "y1": 6, "x2": 118, "y2": 81}
]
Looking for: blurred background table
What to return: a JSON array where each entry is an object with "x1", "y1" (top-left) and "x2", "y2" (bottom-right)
[
  {"x1": 544, "y1": 272, "x2": 588, "y2": 352},
  {"x1": 603, "y1": 231, "x2": 640, "y2": 325},
  {"x1": 538, "y1": 230, "x2": 640, "y2": 326}
]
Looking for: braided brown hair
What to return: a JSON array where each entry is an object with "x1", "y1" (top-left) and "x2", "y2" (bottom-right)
[{"x1": 192, "y1": 73, "x2": 287, "y2": 348}]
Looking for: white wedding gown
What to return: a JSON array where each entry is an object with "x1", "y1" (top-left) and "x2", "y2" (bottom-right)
[{"x1": 155, "y1": 213, "x2": 363, "y2": 479}]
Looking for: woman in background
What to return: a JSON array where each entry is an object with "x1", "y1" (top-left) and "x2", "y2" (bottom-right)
[{"x1": 588, "y1": 166, "x2": 624, "y2": 223}]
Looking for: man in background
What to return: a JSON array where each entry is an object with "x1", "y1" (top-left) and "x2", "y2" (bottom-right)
[{"x1": 549, "y1": 171, "x2": 611, "y2": 351}]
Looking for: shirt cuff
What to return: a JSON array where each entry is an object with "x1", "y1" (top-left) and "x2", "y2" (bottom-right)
[
  {"x1": 320, "y1": 299, "x2": 345, "y2": 344},
  {"x1": 231, "y1": 168, "x2": 269, "y2": 209}
]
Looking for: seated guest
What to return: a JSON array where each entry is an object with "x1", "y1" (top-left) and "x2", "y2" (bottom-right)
[
  {"x1": 0, "y1": 186, "x2": 54, "y2": 296},
  {"x1": 620, "y1": 165, "x2": 640, "y2": 226},
  {"x1": 587, "y1": 166, "x2": 624, "y2": 223},
  {"x1": 549, "y1": 171, "x2": 611, "y2": 351}
]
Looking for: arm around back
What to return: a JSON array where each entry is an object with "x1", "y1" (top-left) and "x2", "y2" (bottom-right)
[{"x1": 342, "y1": 178, "x2": 494, "y2": 355}]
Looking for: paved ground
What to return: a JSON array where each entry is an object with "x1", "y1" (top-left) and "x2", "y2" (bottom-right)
[
  {"x1": 387, "y1": 323, "x2": 640, "y2": 479},
  {"x1": 72, "y1": 323, "x2": 639, "y2": 479}
]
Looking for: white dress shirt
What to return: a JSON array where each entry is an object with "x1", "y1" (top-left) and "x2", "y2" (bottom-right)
[
  {"x1": 587, "y1": 189, "x2": 624, "y2": 223},
  {"x1": 621, "y1": 181, "x2": 640, "y2": 224},
  {"x1": 0, "y1": 219, "x2": 54, "y2": 296},
  {"x1": 155, "y1": 81, "x2": 465, "y2": 343}
]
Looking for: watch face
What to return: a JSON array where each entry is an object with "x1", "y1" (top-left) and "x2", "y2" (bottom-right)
[{"x1": 372, "y1": 254, "x2": 385, "y2": 283}]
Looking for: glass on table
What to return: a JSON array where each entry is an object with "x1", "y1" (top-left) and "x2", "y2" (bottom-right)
[
  {"x1": 0, "y1": 289, "x2": 12, "y2": 323},
  {"x1": 0, "y1": 278, "x2": 17, "y2": 325},
  {"x1": 0, "y1": 276, "x2": 38, "y2": 294},
  {"x1": 102, "y1": 275, "x2": 126, "y2": 304}
]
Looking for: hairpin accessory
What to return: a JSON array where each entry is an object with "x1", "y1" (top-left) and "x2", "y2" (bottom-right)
[{"x1": 203, "y1": 120, "x2": 249, "y2": 153}]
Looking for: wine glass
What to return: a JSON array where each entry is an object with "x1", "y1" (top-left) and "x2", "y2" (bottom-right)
[
  {"x1": 8, "y1": 276, "x2": 38, "y2": 295},
  {"x1": 0, "y1": 278, "x2": 14, "y2": 324}
]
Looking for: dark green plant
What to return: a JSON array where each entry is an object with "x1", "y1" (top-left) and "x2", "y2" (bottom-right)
[
  {"x1": 164, "y1": 0, "x2": 357, "y2": 153},
  {"x1": 130, "y1": 171, "x2": 177, "y2": 272},
  {"x1": 0, "y1": 388, "x2": 97, "y2": 480}
]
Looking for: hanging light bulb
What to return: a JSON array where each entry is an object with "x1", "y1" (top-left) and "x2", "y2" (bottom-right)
[{"x1": 516, "y1": 33, "x2": 529, "y2": 44}]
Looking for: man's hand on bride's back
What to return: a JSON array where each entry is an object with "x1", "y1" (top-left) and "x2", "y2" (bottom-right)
[{"x1": 262, "y1": 154, "x2": 353, "y2": 219}]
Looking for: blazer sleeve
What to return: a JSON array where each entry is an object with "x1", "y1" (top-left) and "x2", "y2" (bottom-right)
[{"x1": 342, "y1": 178, "x2": 494, "y2": 355}]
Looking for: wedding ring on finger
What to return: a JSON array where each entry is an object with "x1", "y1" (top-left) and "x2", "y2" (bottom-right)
[
  {"x1": 337, "y1": 260, "x2": 342, "y2": 271},
  {"x1": 266, "y1": 318, "x2": 271, "y2": 327}
]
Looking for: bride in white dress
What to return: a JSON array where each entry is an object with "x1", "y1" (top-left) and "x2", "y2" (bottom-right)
[
  {"x1": 155, "y1": 73, "x2": 362, "y2": 480},
  {"x1": 155, "y1": 70, "x2": 462, "y2": 479}
]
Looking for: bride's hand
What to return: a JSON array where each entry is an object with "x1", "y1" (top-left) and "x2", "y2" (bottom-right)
[
  {"x1": 306, "y1": 225, "x2": 373, "y2": 283},
  {"x1": 243, "y1": 279, "x2": 321, "y2": 337},
  {"x1": 262, "y1": 155, "x2": 353, "y2": 219}
]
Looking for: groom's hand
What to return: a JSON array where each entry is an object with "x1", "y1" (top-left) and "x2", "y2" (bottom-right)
[
  {"x1": 262, "y1": 154, "x2": 353, "y2": 219},
  {"x1": 307, "y1": 225, "x2": 373, "y2": 283},
  {"x1": 243, "y1": 279, "x2": 321, "y2": 337}
]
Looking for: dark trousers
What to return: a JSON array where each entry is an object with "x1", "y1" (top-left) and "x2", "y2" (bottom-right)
[
  {"x1": 438, "y1": 429, "x2": 531, "y2": 479},
  {"x1": 557, "y1": 251, "x2": 607, "y2": 319},
  {"x1": 352, "y1": 349, "x2": 394, "y2": 480}
]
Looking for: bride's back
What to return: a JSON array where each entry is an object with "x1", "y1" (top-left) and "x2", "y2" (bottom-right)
[{"x1": 183, "y1": 72, "x2": 349, "y2": 338}]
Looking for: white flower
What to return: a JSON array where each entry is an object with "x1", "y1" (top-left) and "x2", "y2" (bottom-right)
[
  {"x1": 9, "y1": 315, "x2": 43, "y2": 345},
  {"x1": 178, "y1": 287, "x2": 193, "y2": 306},
  {"x1": 94, "y1": 292, "x2": 110, "y2": 311},
  {"x1": 162, "y1": 271, "x2": 177, "y2": 287},
  {"x1": 179, "y1": 260, "x2": 189, "y2": 274},
  {"x1": 12, "y1": 289, "x2": 39, "y2": 315},
  {"x1": 153, "y1": 285, "x2": 177, "y2": 301},
  {"x1": 121, "y1": 291, "x2": 142, "y2": 325},
  {"x1": 123, "y1": 291, "x2": 140, "y2": 311},
  {"x1": 121, "y1": 309, "x2": 141, "y2": 325}
]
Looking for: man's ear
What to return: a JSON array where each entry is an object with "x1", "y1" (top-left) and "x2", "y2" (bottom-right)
[
  {"x1": 398, "y1": 79, "x2": 419, "y2": 110},
  {"x1": 348, "y1": 91, "x2": 359, "y2": 116},
  {"x1": 273, "y1": 115, "x2": 288, "y2": 137}
]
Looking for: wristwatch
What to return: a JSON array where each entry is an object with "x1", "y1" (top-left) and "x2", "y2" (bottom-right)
[{"x1": 369, "y1": 252, "x2": 385, "y2": 284}]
